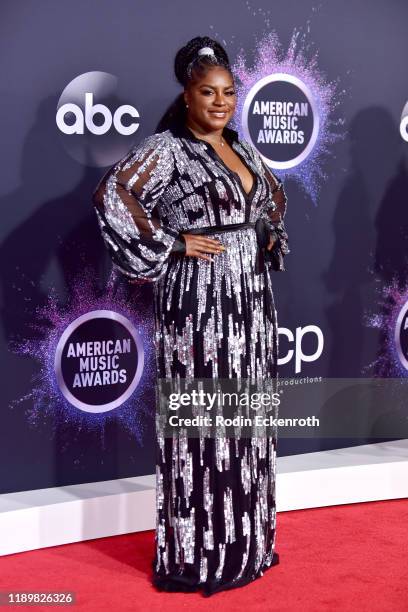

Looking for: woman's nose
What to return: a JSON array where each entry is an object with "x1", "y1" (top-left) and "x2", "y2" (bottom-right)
[{"x1": 214, "y1": 94, "x2": 227, "y2": 106}]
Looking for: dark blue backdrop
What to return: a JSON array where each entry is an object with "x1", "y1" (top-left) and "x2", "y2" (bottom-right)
[{"x1": 1, "y1": 0, "x2": 408, "y2": 494}]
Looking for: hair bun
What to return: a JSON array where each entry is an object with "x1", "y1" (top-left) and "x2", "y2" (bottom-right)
[{"x1": 174, "y1": 36, "x2": 231, "y2": 86}]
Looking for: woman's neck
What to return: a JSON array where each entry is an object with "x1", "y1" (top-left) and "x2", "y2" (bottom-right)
[{"x1": 185, "y1": 120, "x2": 225, "y2": 143}]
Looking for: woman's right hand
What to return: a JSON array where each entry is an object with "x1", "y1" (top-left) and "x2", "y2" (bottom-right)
[{"x1": 182, "y1": 234, "x2": 226, "y2": 262}]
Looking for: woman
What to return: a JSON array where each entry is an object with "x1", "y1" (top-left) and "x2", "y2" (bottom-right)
[{"x1": 92, "y1": 36, "x2": 289, "y2": 597}]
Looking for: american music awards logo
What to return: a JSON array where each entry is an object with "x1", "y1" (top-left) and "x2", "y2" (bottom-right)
[
  {"x1": 10, "y1": 269, "x2": 155, "y2": 439},
  {"x1": 364, "y1": 281, "x2": 408, "y2": 377},
  {"x1": 395, "y1": 300, "x2": 408, "y2": 371},
  {"x1": 232, "y1": 30, "x2": 346, "y2": 203},
  {"x1": 242, "y1": 73, "x2": 319, "y2": 170},
  {"x1": 54, "y1": 310, "x2": 144, "y2": 413},
  {"x1": 400, "y1": 100, "x2": 408, "y2": 143}
]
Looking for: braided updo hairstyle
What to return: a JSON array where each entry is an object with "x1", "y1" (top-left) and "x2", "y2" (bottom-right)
[{"x1": 155, "y1": 36, "x2": 233, "y2": 133}]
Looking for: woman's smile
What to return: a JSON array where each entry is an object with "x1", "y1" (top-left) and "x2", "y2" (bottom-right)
[{"x1": 208, "y1": 110, "x2": 228, "y2": 118}]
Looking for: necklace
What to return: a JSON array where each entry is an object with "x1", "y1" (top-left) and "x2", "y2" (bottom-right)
[{"x1": 215, "y1": 135, "x2": 225, "y2": 147}]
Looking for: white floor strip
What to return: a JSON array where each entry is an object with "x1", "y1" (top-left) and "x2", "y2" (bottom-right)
[{"x1": 1, "y1": 439, "x2": 407, "y2": 556}]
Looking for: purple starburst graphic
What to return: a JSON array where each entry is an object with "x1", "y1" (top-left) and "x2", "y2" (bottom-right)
[
  {"x1": 9, "y1": 267, "x2": 156, "y2": 447},
  {"x1": 230, "y1": 28, "x2": 347, "y2": 203},
  {"x1": 363, "y1": 278, "x2": 408, "y2": 378}
]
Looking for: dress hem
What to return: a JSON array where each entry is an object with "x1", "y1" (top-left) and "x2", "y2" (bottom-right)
[{"x1": 151, "y1": 550, "x2": 279, "y2": 597}]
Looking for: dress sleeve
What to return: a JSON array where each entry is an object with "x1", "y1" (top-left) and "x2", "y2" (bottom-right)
[
  {"x1": 92, "y1": 134, "x2": 185, "y2": 283},
  {"x1": 259, "y1": 162, "x2": 290, "y2": 272}
]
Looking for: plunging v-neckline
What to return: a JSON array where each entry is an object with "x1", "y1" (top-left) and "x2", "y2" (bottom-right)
[
  {"x1": 207, "y1": 142, "x2": 257, "y2": 200},
  {"x1": 183, "y1": 124, "x2": 257, "y2": 200}
]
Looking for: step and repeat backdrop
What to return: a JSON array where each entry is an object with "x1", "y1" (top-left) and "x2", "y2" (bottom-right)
[{"x1": 1, "y1": 0, "x2": 408, "y2": 494}]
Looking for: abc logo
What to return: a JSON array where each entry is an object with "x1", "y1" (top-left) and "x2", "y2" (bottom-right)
[
  {"x1": 56, "y1": 71, "x2": 141, "y2": 167},
  {"x1": 56, "y1": 92, "x2": 139, "y2": 136}
]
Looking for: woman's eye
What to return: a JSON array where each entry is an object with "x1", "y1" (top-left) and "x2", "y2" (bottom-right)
[{"x1": 201, "y1": 90, "x2": 235, "y2": 96}]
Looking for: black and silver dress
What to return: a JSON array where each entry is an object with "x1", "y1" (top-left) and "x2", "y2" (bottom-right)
[{"x1": 92, "y1": 121, "x2": 289, "y2": 596}]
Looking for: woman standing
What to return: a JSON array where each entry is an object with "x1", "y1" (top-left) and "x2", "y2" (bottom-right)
[{"x1": 93, "y1": 36, "x2": 289, "y2": 596}]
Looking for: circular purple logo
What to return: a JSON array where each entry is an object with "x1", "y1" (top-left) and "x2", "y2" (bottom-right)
[
  {"x1": 242, "y1": 73, "x2": 319, "y2": 169},
  {"x1": 56, "y1": 71, "x2": 140, "y2": 167},
  {"x1": 395, "y1": 300, "x2": 408, "y2": 371},
  {"x1": 54, "y1": 310, "x2": 144, "y2": 413}
]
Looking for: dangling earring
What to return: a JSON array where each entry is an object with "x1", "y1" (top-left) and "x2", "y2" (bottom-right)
[{"x1": 186, "y1": 104, "x2": 189, "y2": 108}]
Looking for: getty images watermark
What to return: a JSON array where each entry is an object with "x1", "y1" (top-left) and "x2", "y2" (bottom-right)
[
  {"x1": 156, "y1": 377, "x2": 321, "y2": 439},
  {"x1": 156, "y1": 376, "x2": 408, "y2": 439}
]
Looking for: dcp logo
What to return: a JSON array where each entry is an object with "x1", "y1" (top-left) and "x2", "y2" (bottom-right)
[
  {"x1": 279, "y1": 324, "x2": 324, "y2": 373},
  {"x1": 242, "y1": 73, "x2": 319, "y2": 169},
  {"x1": 56, "y1": 71, "x2": 140, "y2": 167}
]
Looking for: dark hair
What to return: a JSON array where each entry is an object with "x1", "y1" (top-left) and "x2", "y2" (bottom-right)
[{"x1": 155, "y1": 36, "x2": 233, "y2": 133}]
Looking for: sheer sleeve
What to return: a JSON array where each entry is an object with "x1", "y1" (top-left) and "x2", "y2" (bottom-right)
[
  {"x1": 260, "y1": 162, "x2": 290, "y2": 272},
  {"x1": 92, "y1": 134, "x2": 185, "y2": 283}
]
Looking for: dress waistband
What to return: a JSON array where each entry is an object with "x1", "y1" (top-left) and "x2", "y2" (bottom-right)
[
  {"x1": 180, "y1": 222, "x2": 256, "y2": 236},
  {"x1": 178, "y1": 219, "x2": 276, "y2": 275}
]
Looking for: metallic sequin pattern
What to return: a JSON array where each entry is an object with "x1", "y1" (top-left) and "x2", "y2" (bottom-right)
[{"x1": 92, "y1": 122, "x2": 289, "y2": 596}]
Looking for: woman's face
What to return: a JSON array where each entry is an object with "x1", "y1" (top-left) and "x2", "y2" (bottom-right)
[{"x1": 184, "y1": 66, "x2": 236, "y2": 132}]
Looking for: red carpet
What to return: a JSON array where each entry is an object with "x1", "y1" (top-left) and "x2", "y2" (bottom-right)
[{"x1": 1, "y1": 499, "x2": 407, "y2": 611}]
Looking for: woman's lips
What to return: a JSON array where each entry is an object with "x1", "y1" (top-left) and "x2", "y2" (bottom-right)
[{"x1": 209, "y1": 111, "x2": 228, "y2": 117}]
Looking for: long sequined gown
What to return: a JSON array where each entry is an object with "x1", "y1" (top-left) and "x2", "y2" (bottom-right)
[{"x1": 92, "y1": 121, "x2": 289, "y2": 597}]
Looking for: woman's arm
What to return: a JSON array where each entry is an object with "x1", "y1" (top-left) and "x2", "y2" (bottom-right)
[
  {"x1": 260, "y1": 162, "x2": 290, "y2": 272},
  {"x1": 92, "y1": 134, "x2": 183, "y2": 282}
]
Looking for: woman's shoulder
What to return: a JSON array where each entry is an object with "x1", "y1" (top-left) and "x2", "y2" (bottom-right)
[
  {"x1": 116, "y1": 130, "x2": 177, "y2": 170},
  {"x1": 129, "y1": 129, "x2": 177, "y2": 155}
]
